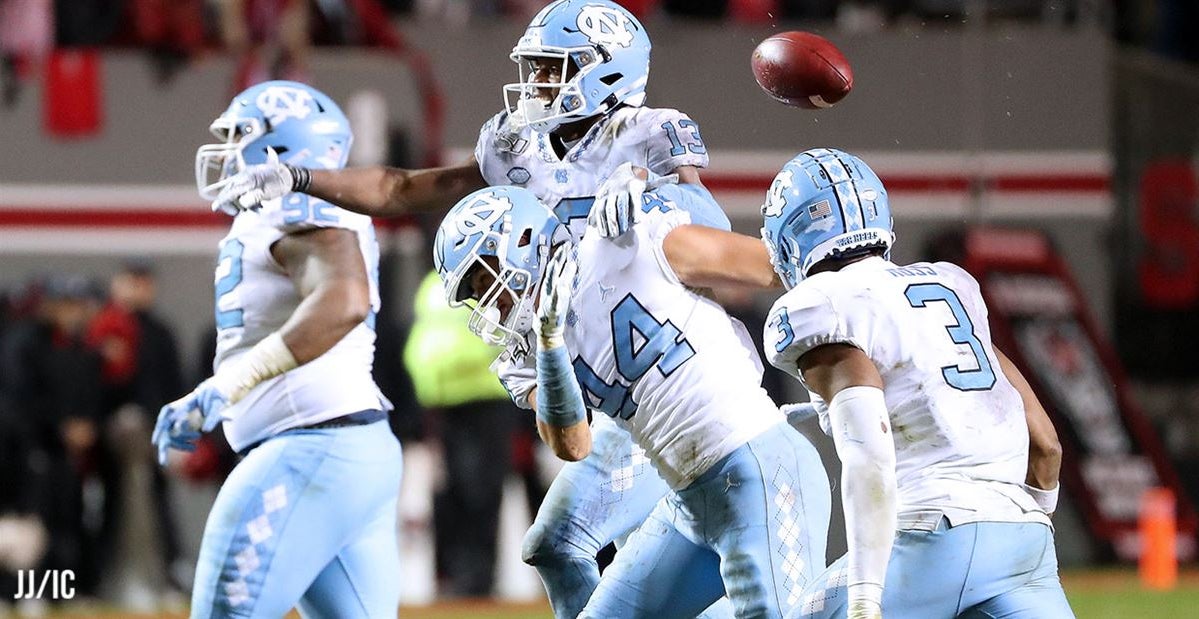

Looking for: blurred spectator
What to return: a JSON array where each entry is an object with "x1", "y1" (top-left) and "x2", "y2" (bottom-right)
[
  {"x1": 664, "y1": 0, "x2": 726, "y2": 18},
  {"x1": 222, "y1": 0, "x2": 315, "y2": 90},
  {"x1": 404, "y1": 270, "x2": 520, "y2": 597},
  {"x1": 54, "y1": 0, "x2": 122, "y2": 46},
  {"x1": 0, "y1": 274, "x2": 105, "y2": 596},
  {"x1": 101, "y1": 259, "x2": 189, "y2": 592},
  {"x1": 0, "y1": 0, "x2": 52, "y2": 105},
  {"x1": 1152, "y1": 0, "x2": 1199, "y2": 64},
  {"x1": 128, "y1": 0, "x2": 206, "y2": 83}
]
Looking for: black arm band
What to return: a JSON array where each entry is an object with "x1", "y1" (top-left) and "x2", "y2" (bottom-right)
[{"x1": 287, "y1": 165, "x2": 312, "y2": 193}]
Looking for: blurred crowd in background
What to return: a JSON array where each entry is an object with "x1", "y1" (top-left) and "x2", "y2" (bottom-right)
[{"x1": 0, "y1": 0, "x2": 1196, "y2": 105}]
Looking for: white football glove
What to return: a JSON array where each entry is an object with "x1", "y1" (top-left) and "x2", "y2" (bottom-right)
[
  {"x1": 848, "y1": 599, "x2": 882, "y2": 619},
  {"x1": 588, "y1": 162, "x2": 679, "y2": 238},
  {"x1": 211, "y1": 148, "x2": 297, "y2": 215},
  {"x1": 536, "y1": 246, "x2": 577, "y2": 350},
  {"x1": 151, "y1": 378, "x2": 232, "y2": 465}
]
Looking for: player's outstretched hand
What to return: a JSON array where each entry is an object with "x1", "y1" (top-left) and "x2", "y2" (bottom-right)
[
  {"x1": 211, "y1": 148, "x2": 296, "y2": 215},
  {"x1": 151, "y1": 379, "x2": 231, "y2": 466},
  {"x1": 590, "y1": 163, "x2": 677, "y2": 238},
  {"x1": 536, "y1": 245, "x2": 577, "y2": 350}
]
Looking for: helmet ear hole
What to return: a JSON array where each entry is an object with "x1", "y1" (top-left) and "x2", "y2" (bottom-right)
[
  {"x1": 517, "y1": 228, "x2": 533, "y2": 248},
  {"x1": 599, "y1": 73, "x2": 622, "y2": 86}
]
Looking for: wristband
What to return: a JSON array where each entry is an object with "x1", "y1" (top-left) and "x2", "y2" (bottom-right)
[
  {"x1": 212, "y1": 332, "x2": 299, "y2": 404},
  {"x1": 848, "y1": 583, "x2": 883, "y2": 607},
  {"x1": 1023, "y1": 482, "x2": 1060, "y2": 513},
  {"x1": 287, "y1": 165, "x2": 312, "y2": 193},
  {"x1": 535, "y1": 345, "x2": 586, "y2": 427}
]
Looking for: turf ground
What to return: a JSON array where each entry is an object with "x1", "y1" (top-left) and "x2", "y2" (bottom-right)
[{"x1": 31, "y1": 568, "x2": 1199, "y2": 618}]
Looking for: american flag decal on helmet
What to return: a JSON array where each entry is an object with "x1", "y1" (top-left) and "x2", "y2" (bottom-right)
[{"x1": 808, "y1": 199, "x2": 833, "y2": 219}]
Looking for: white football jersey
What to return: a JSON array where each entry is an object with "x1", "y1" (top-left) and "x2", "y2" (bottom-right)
[
  {"x1": 765, "y1": 257, "x2": 1049, "y2": 530},
  {"x1": 475, "y1": 105, "x2": 709, "y2": 241},
  {"x1": 484, "y1": 104, "x2": 717, "y2": 460},
  {"x1": 213, "y1": 193, "x2": 388, "y2": 452},
  {"x1": 559, "y1": 203, "x2": 779, "y2": 489}
]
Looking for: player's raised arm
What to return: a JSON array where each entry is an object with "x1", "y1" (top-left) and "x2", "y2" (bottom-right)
[
  {"x1": 996, "y1": 346, "x2": 1063, "y2": 512},
  {"x1": 798, "y1": 343, "x2": 896, "y2": 619},
  {"x1": 213, "y1": 156, "x2": 487, "y2": 218},
  {"x1": 530, "y1": 248, "x2": 591, "y2": 462}
]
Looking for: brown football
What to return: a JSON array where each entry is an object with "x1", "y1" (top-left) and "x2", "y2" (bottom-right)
[{"x1": 752, "y1": 31, "x2": 853, "y2": 109}]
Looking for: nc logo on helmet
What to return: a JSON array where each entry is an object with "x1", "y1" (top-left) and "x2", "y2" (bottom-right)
[
  {"x1": 452, "y1": 192, "x2": 513, "y2": 246},
  {"x1": 763, "y1": 170, "x2": 794, "y2": 218},
  {"x1": 576, "y1": 5, "x2": 635, "y2": 48},
  {"x1": 255, "y1": 86, "x2": 316, "y2": 126}
]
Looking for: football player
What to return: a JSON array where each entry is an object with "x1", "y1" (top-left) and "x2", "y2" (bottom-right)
[
  {"x1": 205, "y1": 2, "x2": 767, "y2": 616},
  {"x1": 153, "y1": 81, "x2": 401, "y2": 618},
  {"x1": 758, "y1": 149, "x2": 1073, "y2": 619},
  {"x1": 433, "y1": 182, "x2": 832, "y2": 618}
]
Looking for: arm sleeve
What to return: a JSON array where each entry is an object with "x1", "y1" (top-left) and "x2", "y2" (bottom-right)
[
  {"x1": 651, "y1": 183, "x2": 730, "y2": 231},
  {"x1": 644, "y1": 109, "x2": 709, "y2": 174},
  {"x1": 828, "y1": 385, "x2": 897, "y2": 606}
]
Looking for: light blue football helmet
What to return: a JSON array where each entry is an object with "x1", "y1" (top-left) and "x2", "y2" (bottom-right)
[
  {"x1": 760, "y1": 148, "x2": 894, "y2": 289},
  {"x1": 504, "y1": 0, "x2": 651, "y2": 133},
  {"x1": 434, "y1": 186, "x2": 571, "y2": 350},
  {"x1": 195, "y1": 80, "x2": 353, "y2": 200}
]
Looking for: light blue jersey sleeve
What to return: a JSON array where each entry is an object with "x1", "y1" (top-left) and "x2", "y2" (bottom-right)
[{"x1": 644, "y1": 183, "x2": 730, "y2": 232}]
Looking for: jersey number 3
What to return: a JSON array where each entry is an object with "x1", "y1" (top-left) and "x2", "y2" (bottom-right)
[{"x1": 904, "y1": 283, "x2": 996, "y2": 391}]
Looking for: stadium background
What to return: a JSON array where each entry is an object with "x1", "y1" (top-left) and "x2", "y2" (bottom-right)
[{"x1": 1, "y1": 0, "x2": 1198, "y2": 617}]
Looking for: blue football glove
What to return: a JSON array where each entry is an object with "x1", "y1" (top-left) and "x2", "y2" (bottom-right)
[{"x1": 151, "y1": 378, "x2": 231, "y2": 465}]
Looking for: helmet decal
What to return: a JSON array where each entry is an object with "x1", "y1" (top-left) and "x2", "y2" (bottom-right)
[
  {"x1": 451, "y1": 192, "x2": 513, "y2": 248},
  {"x1": 255, "y1": 86, "x2": 316, "y2": 126},
  {"x1": 763, "y1": 169, "x2": 793, "y2": 218},
  {"x1": 576, "y1": 5, "x2": 635, "y2": 48}
]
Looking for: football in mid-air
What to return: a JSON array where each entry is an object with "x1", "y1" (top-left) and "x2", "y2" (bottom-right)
[{"x1": 752, "y1": 31, "x2": 853, "y2": 109}]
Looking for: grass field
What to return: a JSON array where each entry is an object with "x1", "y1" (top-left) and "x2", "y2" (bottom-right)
[{"x1": 28, "y1": 568, "x2": 1199, "y2": 618}]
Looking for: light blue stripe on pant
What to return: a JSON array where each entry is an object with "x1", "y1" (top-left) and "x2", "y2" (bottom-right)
[
  {"x1": 190, "y1": 420, "x2": 402, "y2": 619},
  {"x1": 522, "y1": 418, "x2": 670, "y2": 618},
  {"x1": 792, "y1": 518, "x2": 1075, "y2": 619},
  {"x1": 580, "y1": 423, "x2": 832, "y2": 619}
]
